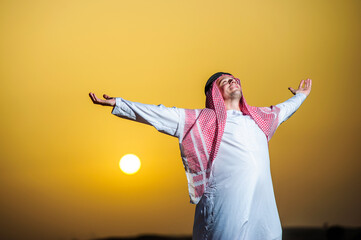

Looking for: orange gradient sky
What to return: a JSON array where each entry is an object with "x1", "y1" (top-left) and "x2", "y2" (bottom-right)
[{"x1": 1, "y1": 0, "x2": 360, "y2": 240}]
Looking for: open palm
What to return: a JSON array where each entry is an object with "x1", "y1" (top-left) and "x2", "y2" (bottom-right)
[
  {"x1": 288, "y1": 79, "x2": 312, "y2": 96},
  {"x1": 89, "y1": 93, "x2": 116, "y2": 107}
]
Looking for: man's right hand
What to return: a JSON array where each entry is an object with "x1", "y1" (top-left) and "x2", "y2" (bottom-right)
[
  {"x1": 288, "y1": 79, "x2": 312, "y2": 97},
  {"x1": 89, "y1": 93, "x2": 116, "y2": 107}
]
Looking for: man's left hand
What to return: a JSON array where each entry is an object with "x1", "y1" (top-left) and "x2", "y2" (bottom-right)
[{"x1": 288, "y1": 79, "x2": 312, "y2": 96}]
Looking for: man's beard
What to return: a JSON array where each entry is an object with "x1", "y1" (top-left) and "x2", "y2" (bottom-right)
[{"x1": 229, "y1": 90, "x2": 242, "y2": 100}]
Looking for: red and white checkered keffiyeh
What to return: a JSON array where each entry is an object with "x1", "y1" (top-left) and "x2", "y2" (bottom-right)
[{"x1": 180, "y1": 75, "x2": 280, "y2": 204}]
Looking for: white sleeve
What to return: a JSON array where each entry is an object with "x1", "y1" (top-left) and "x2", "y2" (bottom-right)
[
  {"x1": 111, "y1": 98, "x2": 184, "y2": 138},
  {"x1": 276, "y1": 93, "x2": 307, "y2": 127}
]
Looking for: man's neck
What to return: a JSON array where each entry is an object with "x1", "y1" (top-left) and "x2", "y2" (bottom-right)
[{"x1": 224, "y1": 98, "x2": 241, "y2": 111}]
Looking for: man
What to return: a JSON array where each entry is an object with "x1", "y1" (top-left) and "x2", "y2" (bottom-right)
[{"x1": 89, "y1": 72, "x2": 312, "y2": 240}]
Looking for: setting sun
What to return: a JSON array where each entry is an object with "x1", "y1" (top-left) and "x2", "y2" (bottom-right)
[{"x1": 119, "y1": 154, "x2": 141, "y2": 175}]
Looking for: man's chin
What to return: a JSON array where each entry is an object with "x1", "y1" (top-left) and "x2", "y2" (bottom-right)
[{"x1": 230, "y1": 91, "x2": 242, "y2": 99}]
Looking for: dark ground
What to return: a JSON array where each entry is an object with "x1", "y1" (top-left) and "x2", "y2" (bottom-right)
[{"x1": 93, "y1": 226, "x2": 361, "y2": 240}]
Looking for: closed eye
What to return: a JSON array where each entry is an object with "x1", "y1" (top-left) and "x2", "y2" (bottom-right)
[{"x1": 220, "y1": 78, "x2": 231, "y2": 85}]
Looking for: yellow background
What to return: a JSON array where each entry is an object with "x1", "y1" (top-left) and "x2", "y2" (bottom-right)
[{"x1": 1, "y1": 0, "x2": 360, "y2": 239}]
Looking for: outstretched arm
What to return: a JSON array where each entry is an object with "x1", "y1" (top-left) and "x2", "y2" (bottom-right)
[
  {"x1": 88, "y1": 92, "x2": 184, "y2": 138},
  {"x1": 288, "y1": 78, "x2": 312, "y2": 97}
]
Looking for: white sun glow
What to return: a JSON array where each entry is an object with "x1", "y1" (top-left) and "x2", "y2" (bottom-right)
[{"x1": 119, "y1": 154, "x2": 141, "y2": 175}]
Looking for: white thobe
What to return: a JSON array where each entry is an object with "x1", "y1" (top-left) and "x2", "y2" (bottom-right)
[{"x1": 111, "y1": 93, "x2": 307, "y2": 240}]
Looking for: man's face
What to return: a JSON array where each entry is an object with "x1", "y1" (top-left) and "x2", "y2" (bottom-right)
[{"x1": 216, "y1": 75, "x2": 242, "y2": 100}]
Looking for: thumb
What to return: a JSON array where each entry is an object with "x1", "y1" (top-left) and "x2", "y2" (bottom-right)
[
  {"x1": 288, "y1": 87, "x2": 296, "y2": 94},
  {"x1": 103, "y1": 94, "x2": 113, "y2": 99}
]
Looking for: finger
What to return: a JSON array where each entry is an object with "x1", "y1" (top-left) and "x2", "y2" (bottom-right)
[
  {"x1": 91, "y1": 93, "x2": 105, "y2": 104},
  {"x1": 89, "y1": 92, "x2": 97, "y2": 103},
  {"x1": 92, "y1": 93, "x2": 101, "y2": 103},
  {"x1": 288, "y1": 87, "x2": 296, "y2": 95},
  {"x1": 298, "y1": 80, "x2": 305, "y2": 90},
  {"x1": 305, "y1": 79, "x2": 310, "y2": 89}
]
